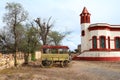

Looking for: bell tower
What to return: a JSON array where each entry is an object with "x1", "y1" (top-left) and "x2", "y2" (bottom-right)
[{"x1": 80, "y1": 7, "x2": 91, "y2": 53}]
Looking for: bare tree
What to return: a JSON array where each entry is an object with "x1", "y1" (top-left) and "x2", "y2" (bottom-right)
[
  {"x1": 3, "y1": 2, "x2": 28, "y2": 66},
  {"x1": 34, "y1": 17, "x2": 53, "y2": 45}
]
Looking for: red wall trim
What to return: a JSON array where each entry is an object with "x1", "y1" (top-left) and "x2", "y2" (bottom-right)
[
  {"x1": 82, "y1": 49, "x2": 120, "y2": 52},
  {"x1": 88, "y1": 26, "x2": 120, "y2": 31},
  {"x1": 111, "y1": 49, "x2": 120, "y2": 51},
  {"x1": 108, "y1": 36, "x2": 110, "y2": 49},
  {"x1": 90, "y1": 38, "x2": 114, "y2": 41},
  {"x1": 90, "y1": 36, "x2": 112, "y2": 50},
  {"x1": 72, "y1": 57, "x2": 120, "y2": 61},
  {"x1": 89, "y1": 48, "x2": 110, "y2": 51}
]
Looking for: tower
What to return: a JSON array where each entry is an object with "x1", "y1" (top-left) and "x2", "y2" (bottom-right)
[
  {"x1": 80, "y1": 7, "x2": 91, "y2": 24},
  {"x1": 80, "y1": 7, "x2": 91, "y2": 53}
]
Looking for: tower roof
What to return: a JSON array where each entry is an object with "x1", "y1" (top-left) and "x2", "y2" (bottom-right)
[
  {"x1": 80, "y1": 7, "x2": 91, "y2": 24},
  {"x1": 82, "y1": 7, "x2": 89, "y2": 14}
]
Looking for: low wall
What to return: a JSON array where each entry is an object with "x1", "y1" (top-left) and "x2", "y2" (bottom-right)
[
  {"x1": 0, "y1": 53, "x2": 24, "y2": 70},
  {"x1": 0, "y1": 51, "x2": 41, "y2": 70},
  {"x1": 73, "y1": 51, "x2": 120, "y2": 61}
]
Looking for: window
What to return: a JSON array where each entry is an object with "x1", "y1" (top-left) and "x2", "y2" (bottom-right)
[
  {"x1": 115, "y1": 37, "x2": 120, "y2": 49},
  {"x1": 81, "y1": 30, "x2": 85, "y2": 36},
  {"x1": 92, "y1": 36, "x2": 97, "y2": 48},
  {"x1": 100, "y1": 36, "x2": 106, "y2": 48}
]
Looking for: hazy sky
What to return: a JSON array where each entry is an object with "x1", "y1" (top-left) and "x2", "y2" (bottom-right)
[{"x1": 0, "y1": 0, "x2": 120, "y2": 51}]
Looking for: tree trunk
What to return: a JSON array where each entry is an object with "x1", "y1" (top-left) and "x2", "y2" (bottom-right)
[
  {"x1": 43, "y1": 41, "x2": 47, "y2": 53},
  {"x1": 14, "y1": 37, "x2": 18, "y2": 67},
  {"x1": 24, "y1": 53, "x2": 29, "y2": 64},
  {"x1": 13, "y1": 52, "x2": 17, "y2": 66}
]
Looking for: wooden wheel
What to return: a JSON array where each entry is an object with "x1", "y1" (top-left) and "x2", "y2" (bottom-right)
[
  {"x1": 41, "y1": 60, "x2": 53, "y2": 67},
  {"x1": 61, "y1": 60, "x2": 69, "y2": 67}
]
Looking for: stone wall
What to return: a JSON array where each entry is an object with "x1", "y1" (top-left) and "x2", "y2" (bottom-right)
[{"x1": 0, "y1": 52, "x2": 24, "y2": 70}]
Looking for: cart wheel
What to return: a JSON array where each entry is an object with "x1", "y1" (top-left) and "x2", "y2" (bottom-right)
[
  {"x1": 41, "y1": 60, "x2": 52, "y2": 67},
  {"x1": 61, "y1": 60, "x2": 69, "y2": 67}
]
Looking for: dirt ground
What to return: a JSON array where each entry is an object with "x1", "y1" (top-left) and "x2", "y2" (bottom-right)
[{"x1": 0, "y1": 60, "x2": 120, "y2": 80}]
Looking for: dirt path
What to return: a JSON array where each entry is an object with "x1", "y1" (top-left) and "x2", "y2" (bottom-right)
[
  {"x1": 72, "y1": 61, "x2": 120, "y2": 80},
  {"x1": 0, "y1": 61, "x2": 120, "y2": 80}
]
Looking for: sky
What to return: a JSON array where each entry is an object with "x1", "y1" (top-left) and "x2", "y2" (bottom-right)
[{"x1": 0, "y1": 0, "x2": 120, "y2": 51}]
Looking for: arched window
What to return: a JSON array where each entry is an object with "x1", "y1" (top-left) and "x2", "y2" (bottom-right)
[
  {"x1": 115, "y1": 37, "x2": 120, "y2": 49},
  {"x1": 81, "y1": 30, "x2": 85, "y2": 36},
  {"x1": 92, "y1": 36, "x2": 97, "y2": 49},
  {"x1": 100, "y1": 36, "x2": 106, "y2": 48},
  {"x1": 108, "y1": 37, "x2": 110, "y2": 49}
]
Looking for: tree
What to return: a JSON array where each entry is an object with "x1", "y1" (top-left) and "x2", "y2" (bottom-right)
[
  {"x1": 0, "y1": 28, "x2": 14, "y2": 53},
  {"x1": 3, "y1": 2, "x2": 28, "y2": 66},
  {"x1": 34, "y1": 17, "x2": 53, "y2": 45},
  {"x1": 48, "y1": 31, "x2": 68, "y2": 45},
  {"x1": 19, "y1": 23, "x2": 40, "y2": 64}
]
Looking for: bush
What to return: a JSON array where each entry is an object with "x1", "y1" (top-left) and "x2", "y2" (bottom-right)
[{"x1": 31, "y1": 53, "x2": 36, "y2": 61}]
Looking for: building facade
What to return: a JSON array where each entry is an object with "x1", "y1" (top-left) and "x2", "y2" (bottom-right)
[{"x1": 74, "y1": 7, "x2": 120, "y2": 61}]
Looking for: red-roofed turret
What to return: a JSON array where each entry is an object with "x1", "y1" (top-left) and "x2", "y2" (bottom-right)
[{"x1": 80, "y1": 7, "x2": 91, "y2": 24}]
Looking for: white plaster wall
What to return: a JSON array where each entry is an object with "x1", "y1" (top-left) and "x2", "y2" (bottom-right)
[
  {"x1": 88, "y1": 30, "x2": 120, "y2": 49},
  {"x1": 90, "y1": 30, "x2": 99, "y2": 37},
  {"x1": 90, "y1": 40, "x2": 92, "y2": 49},
  {"x1": 90, "y1": 30, "x2": 99, "y2": 49},
  {"x1": 89, "y1": 30, "x2": 111, "y2": 49},
  {"x1": 90, "y1": 30, "x2": 111, "y2": 37},
  {"x1": 111, "y1": 31, "x2": 120, "y2": 38},
  {"x1": 110, "y1": 41, "x2": 114, "y2": 49},
  {"x1": 110, "y1": 31, "x2": 120, "y2": 49},
  {"x1": 81, "y1": 23, "x2": 90, "y2": 52},
  {"x1": 78, "y1": 51, "x2": 120, "y2": 57}
]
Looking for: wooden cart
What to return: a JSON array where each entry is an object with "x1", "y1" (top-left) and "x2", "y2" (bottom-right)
[{"x1": 41, "y1": 45, "x2": 70, "y2": 67}]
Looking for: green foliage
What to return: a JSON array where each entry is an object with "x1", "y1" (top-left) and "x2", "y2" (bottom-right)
[
  {"x1": 31, "y1": 53, "x2": 36, "y2": 61},
  {"x1": 48, "y1": 31, "x2": 71, "y2": 45},
  {"x1": 1, "y1": 2, "x2": 28, "y2": 54},
  {"x1": 3, "y1": 2, "x2": 28, "y2": 28},
  {"x1": 25, "y1": 25, "x2": 41, "y2": 53}
]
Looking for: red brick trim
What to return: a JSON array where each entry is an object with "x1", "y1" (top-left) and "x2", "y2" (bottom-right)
[
  {"x1": 72, "y1": 57, "x2": 120, "y2": 61},
  {"x1": 88, "y1": 26, "x2": 120, "y2": 31},
  {"x1": 82, "y1": 49, "x2": 120, "y2": 52},
  {"x1": 108, "y1": 36, "x2": 110, "y2": 49}
]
